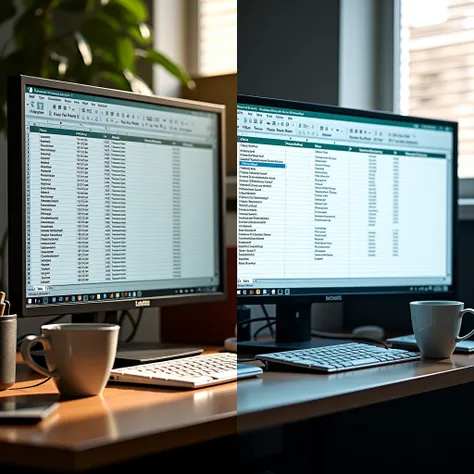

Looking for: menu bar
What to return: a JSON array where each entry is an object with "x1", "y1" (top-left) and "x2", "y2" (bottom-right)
[
  {"x1": 237, "y1": 106, "x2": 453, "y2": 150},
  {"x1": 26, "y1": 88, "x2": 215, "y2": 141},
  {"x1": 237, "y1": 103, "x2": 454, "y2": 131}
]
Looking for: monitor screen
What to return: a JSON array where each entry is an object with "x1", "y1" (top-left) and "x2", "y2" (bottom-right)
[
  {"x1": 237, "y1": 97, "x2": 456, "y2": 300},
  {"x1": 21, "y1": 82, "x2": 223, "y2": 309}
]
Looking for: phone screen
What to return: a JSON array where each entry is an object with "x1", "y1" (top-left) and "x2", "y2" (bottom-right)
[
  {"x1": 0, "y1": 401, "x2": 56, "y2": 412},
  {"x1": 0, "y1": 394, "x2": 59, "y2": 423}
]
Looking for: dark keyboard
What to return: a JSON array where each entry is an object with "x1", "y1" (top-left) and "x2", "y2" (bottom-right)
[{"x1": 257, "y1": 342, "x2": 421, "y2": 373}]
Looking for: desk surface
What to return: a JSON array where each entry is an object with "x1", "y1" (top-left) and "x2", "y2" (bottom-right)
[{"x1": 2, "y1": 348, "x2": 474, "y2": 471}]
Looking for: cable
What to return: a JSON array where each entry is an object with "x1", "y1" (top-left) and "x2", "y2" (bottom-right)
[
  {"x1": 253, "y1": 321, "x2": 276, "y2": 340},
  {"x1": 260, "y1": 304, "x2": 275, "y2": 337},
  {"x1": 9, "y1": 377, "x2": 51, "y2": 390},
  {"x1": 236, "y1": 314, "x2": 388, "y2": 348},
  {"x1": 235, "y1": 316, "x2": 278, "y2": 340},
  {"x1": 237, "y1": 317, "x2": 276, "y2": 327},
  {"x1": 247, "y1": 320, "x2": 388, "y2": 348},
  {"x1": 124, "y1": 309, "x2": 143, "y2": 342},
  {"x1": 118, "y1": 310, "x2": 127, "y2": 327}
]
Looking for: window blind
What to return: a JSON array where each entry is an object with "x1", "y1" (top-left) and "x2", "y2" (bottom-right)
[
  {"x1": 400, "y1": 0, "x2": 474, "y2": 177},
  {"x1": 197, "y1": 0, "x2": 237, "y2": 76}
]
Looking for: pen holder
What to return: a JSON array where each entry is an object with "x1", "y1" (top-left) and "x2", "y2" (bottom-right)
[{"x1": 0, "y1": 314, "x2": 17, "y2": 390}]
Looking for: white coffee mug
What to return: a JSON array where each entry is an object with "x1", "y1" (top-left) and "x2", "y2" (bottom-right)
[
  {"x1": 20, "y1": 323, "x2": 119, "y2": 397},
  {"x1": 410, "y1": 301, "x2": 474, "y2": 359}
]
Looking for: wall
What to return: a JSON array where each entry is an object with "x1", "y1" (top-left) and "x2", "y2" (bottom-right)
[
  {"x1": 237, "y1": 0, "x2": 340, "y2": 105},
  {"x1": 153, "y1": 0, "x2": 187, "y2": 97}
]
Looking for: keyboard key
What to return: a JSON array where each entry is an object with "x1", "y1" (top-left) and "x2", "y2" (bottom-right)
[{"x1": 349, "y1": 357, "x2": 380, "y2": 366}]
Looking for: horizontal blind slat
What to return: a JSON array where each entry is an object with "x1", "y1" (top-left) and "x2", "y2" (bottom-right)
[{"x1": 198, "y1": 0, "x2": 236, "y2": 76}]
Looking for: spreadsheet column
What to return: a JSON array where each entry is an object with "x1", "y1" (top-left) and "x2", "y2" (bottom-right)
[
  {"x1": 238, "y1": 139, "x2": 286, "y2": 280},
  {"x1": 180, "y1": 145, "x2": 216, "y2": 279},
  {"x1": 103, "y1": 136, "x2": 112, "y2": 281},
  {"x1": 35, "y1": 128, "x2": 78, "y2": 286},
  {"x1": 171, "y1": 144, "x2": 182, "y2": 279},
  {"x1": 125, "y1": 140, "x2": 173, "y2": 282},
  {"x1": 109, "y1": 137, "x2": 127, "y2": 281},
  {"x1": 393, "y1": 154, "x2": 400, "y2": 257},
  {"x1": 311, "y1": 146, "x2": 350, "y2": 278},
  {"x1": 396, "y1": 154, "x2": 448, "y2": 277},
  {"x1": 27, "y1": 127, "x2": 41, "y2": 289},
  {"x1": 79, "y1": 133, "x2": 106, "y2": 284},
  {"x1": 283, "y1": 143, "x2": 315, "y2": 278},
  {"x1": 348, "y1": 149, "x2": 402, "y2": 277}
]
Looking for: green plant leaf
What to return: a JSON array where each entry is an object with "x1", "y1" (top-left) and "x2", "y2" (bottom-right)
[
  {"x1": 92, "y1": 48, "x2": 115, "y2": 64},
  {"x1": 116, "y1": 37, "x2": 134, "y2": 69},
  {"x1": 136, "y1": 48, "x2": 195, "y2": 89},
  {"x1": 123, "y1": 68, "x2": 153, "y2": 94},
  {"x1": 97, "y1": 70, "x2": 130, "y2": 90},
  {"x1": 112, "y1": 0, "x2": 147, "y2": 22},
  {"x1": 0, "y1": 0, "x2": 16, "y2": 25},
  {"x1": 128, "y1": 22, "x2": 152, "y2": 45},
  {"x1": 80, "y1": 12, "x2": 136, "y2": 70},
  {"x1": 102, "y1": 2, "x2": 134, "y2": 25},
  {"x1": 74, "y1": 31, "x2": 92, "y2": 65},
  {"x1": 80, "y1": 11, "x2": 121, "y2": 53}
]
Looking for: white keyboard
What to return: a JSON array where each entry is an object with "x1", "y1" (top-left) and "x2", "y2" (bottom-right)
[
  {"x1": 109, "y1": 352, "x2": 263, "y2": 389},
  {"x1": 257, "y1": 342, "x2": 421, "y2": 373}
]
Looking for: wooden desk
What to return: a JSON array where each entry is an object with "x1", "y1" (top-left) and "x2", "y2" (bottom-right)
[
  {"x1": 2, "y1": 349, "x2": 474, "y2": 472},
  {"x1": 0, "y1": 349, "x2": 239, "y2": 472},
  {"x1": 237, "y1": 352, "x2": 474, "y2": 431}
]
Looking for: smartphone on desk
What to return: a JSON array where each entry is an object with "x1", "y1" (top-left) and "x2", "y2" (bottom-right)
[
  {"x1": 387, "y1": 334, "x2": 474, "y2": 354},
  {"x1": 0, "y1": 395, "x2": 59, "y2": 424}
]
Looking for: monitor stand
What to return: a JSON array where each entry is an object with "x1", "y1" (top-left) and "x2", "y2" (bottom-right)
[
  {"x1": 236, "y1": 302, "x2": 347, "y2": 356},
  {"x1": 30, "y1": 311, "x2": 203, "y2": 368}
]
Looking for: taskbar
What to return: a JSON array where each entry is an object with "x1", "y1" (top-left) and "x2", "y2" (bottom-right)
[
  {"x1": 237, "y1": 284, "x2": 450, "y2": 297},
  {"x1": 26, "y1": 286, "x2": 219, "y2": 306}
]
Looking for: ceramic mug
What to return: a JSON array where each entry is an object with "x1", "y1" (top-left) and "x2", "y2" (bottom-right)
[
  {"x1": 20, "y1": 323, "x2": 119, "y2": 397},
  {"x1": 410, "y1": 301, "x2": 474, "y2": 359}
]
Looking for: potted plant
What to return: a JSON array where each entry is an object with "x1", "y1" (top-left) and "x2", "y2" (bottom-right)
[{"x1": 0, "y1": 0, "x2": 195, "y2": 290}]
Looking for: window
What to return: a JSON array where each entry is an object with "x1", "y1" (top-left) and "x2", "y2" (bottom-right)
[
  {"x1": 195, "y1": 0, "x2": 237, "y2": 77},
  {"x1": 400, "y1": 0, "x2": 474, "y2": 178}
]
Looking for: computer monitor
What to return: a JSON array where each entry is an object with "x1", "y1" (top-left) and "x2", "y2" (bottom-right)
[
  {"x1": 237, "y1": 94, "x2": 457, "y2": 354},
  {"x1": 7, "y1": 76, "x2": 226, "y2": 358}
]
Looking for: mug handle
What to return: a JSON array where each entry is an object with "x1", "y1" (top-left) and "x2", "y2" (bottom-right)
[
  {"x1": 20, "y1": 335, "x2": 58, "y2": 378},
  {"x1": 456, "y1": 308, "x2": 474, "y2": 342}
]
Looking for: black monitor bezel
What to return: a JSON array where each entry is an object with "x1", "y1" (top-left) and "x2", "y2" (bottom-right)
[
  {"x1": 236, "y1": 94, "x2": 459, "y2": 305},
  {"x1": 8, "y1": 75, "x2": 227, "y2": 317}
]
